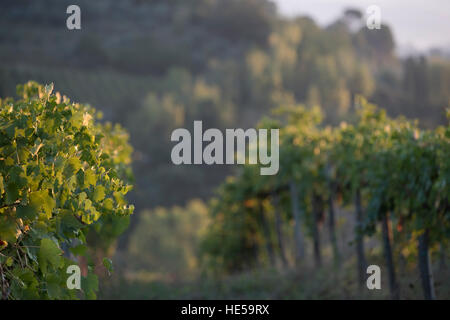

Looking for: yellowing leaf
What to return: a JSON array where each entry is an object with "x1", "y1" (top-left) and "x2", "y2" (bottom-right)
[{"x1": 93, "y1": 186, "x2": 105, "y2": 202}]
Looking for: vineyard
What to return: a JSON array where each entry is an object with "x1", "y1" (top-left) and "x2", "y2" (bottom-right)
[
  {"x1": 201, "y1": 98, "x2": 449, "y2": 300},
  {"x1": 1, "y1": 0, "x2": 449, "y2": 302},
  {"x1": 0, "y1": 87, "x2": 448, "y2": 300},
  {"x1": 0, "y1": 86, "x2": 448, "y2": 300}
]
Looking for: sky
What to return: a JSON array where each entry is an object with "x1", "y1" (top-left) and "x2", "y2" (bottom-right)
[{"x1": 273, "y1": 0, "x2": 450, "y2": 51}]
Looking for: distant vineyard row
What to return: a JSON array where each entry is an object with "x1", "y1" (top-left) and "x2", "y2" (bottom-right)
[{"x1": 202, "y1": 98, "x2": 449, "y2": 300}]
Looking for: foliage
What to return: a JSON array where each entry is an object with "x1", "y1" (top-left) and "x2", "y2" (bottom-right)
[
  {"x1": 0, "y1": 82, "x2": 134, "y2": 299},
  {"x1": 202, "y1": 99, "x2": 450, "y2": 286}
]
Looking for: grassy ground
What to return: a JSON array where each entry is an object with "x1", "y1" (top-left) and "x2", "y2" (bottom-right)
[{"x1": 99, "y1": 255, "x2": 450, "y2": 300}]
